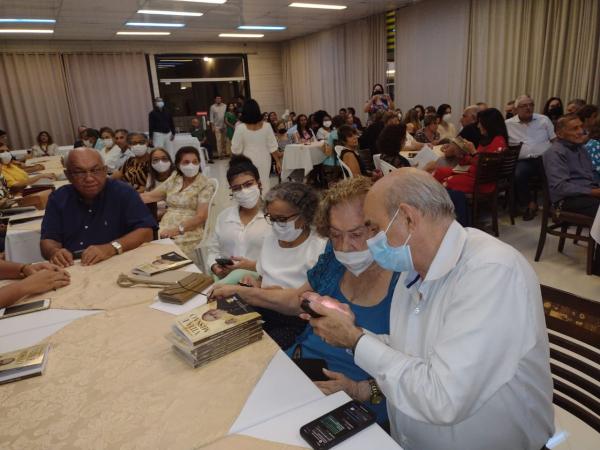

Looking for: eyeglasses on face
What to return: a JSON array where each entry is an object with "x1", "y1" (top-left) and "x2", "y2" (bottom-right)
[
  {"x1": 264, "y1": 212, "x2": 300, "y2": 225},
  {"x1": 66, "y1": 166, "x2": 107, "y2": 180}
]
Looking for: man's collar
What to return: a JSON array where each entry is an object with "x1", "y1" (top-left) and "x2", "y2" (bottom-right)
[
  {"x1": 423, "y1": 220, "x2": 467, "y2": 282},
  {"x1": 516, "y1": 114, "x2": 537, "y2": 124},
  {"x1": 558, "y1": 138, "x2": 581, "y2": 150}
]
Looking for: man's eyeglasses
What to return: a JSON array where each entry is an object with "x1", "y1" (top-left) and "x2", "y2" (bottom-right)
[
  {"x1": 230, "y1": 180, "x2": 256, "y2": 192},
  {"x1": 264, "y1": 212, "x2": 300, "y2": 225},
  {"x1": 66, "y1": 166, "x2": 107, "y2": 180}
]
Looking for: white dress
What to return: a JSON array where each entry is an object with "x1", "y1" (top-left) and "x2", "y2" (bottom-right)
[{"x1": 231, "y1": 122, "x2": 278, "y2": 192}]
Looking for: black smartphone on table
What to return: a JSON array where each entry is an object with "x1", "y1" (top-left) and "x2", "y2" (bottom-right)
[
  {"x1": 72, "y1": 249, "x2": 84, "y2": 260},
  {"x1": 215, "y1": 258, "x2": 234, "y2": 266},
  {"x1": 300, "y1": 400, "x2": 377, "y2": 449}
]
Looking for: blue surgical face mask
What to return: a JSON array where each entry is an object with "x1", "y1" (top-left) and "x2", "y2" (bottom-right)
[{"x1": 366, "y1": 208, "x2": 414, "y2": 273}]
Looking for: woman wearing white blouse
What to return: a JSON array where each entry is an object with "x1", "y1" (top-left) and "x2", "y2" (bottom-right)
[
  {"x1": 231, "y1": 99, "x2": 280, "y2": 192},
  {"x1": 31, "y1": 131, "x2": 58, "y2": 157},
  {"x1": 240, "y1": 181, "x2": 326, "y2": 348},
  {"x1": 205, "y1": 155, "x2": 270, "y2": 279}
]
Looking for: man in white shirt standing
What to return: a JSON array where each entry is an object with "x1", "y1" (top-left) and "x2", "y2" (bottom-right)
[
  {"x1": 303, "y1": 168, "x2": 555, "y2": 450},
  {"x1": 506, "y1": 94, "x2": 556, "y2": 221},
  {"x1": 209, "y1": 95, "x2": 227, "y2": 159}
]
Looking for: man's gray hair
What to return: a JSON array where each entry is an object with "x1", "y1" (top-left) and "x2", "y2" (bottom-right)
[
  {"x1": 464, "y1": 105, "x2": 479, "y2": 118},
  {"x1": 514, "y1": 94, "x2": 533, "y2": 108},
  {"x1": 385, "y1": 169, "x2": 455, "y2": 220},
  {"x1": 64, "y1": 147, "x2": 102, "y2": 170},
  {"x1": 264, "y1": 181, "x2": 319, "y2": 225}
]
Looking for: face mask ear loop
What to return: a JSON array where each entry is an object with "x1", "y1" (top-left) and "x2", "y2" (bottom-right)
[
  {"x1": 384, "y1": 208, "x2": 401, "y2": 234},
  {"x1": 404, "y1": 233, "x2": 412, "y2": 245}
]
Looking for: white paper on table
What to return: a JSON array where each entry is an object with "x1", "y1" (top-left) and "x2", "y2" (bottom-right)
[
  {"x1": 412, "y1": 145, "x2": 439, "y2": 169},
  {"x1": 239, "y1": 391, "x2": 402, "y2": 449},
  {"x1": 229, "y1": 350, "x2": 324, "y2": 434}
]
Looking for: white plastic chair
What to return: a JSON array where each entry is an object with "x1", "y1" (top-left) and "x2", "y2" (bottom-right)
[
  {"x1": 379, "y1": 159, "x2": 397, "y2": 176},
  {"x1": 194, "y1": 177, "x2": 219, "y2": 272},
  {"x1": 334, "y1": 145, "x2": 354, "y2": 179}
]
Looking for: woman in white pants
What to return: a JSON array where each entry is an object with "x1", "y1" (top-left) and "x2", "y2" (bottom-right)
[{"x1": 231, "y1": 99, "x2": 280, "y2": 192}]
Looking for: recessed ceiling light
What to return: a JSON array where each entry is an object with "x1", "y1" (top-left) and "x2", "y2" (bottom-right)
[
  {"x1": 0, "y1": 29, "x2": 54, "y2": 33},
  {"x1": 203, "y1": 57, "x2": 213, "y2": 61},
  {"x1": 126, "y1": 22, "x2": 185, "y2": 27},
  {"x1": 116, "y1": 31, "x2": 171, "y2": 35},
  {"x1": 0, "y1": 18, "x2": 56, "y2": 23},
  {"x1": 219, "y1": 33, "x2": 264, "y2": 38},
  {"x1": 238, "y1": 25, "x2": 286, "y2": 31},
  {"x1": 288, "y1": 2, "x2": 347, "y2": 10},
  {"x1": 137, "y1": 10, "x2": 204, "y2": 17},
  {"x1": 172, "y1": 0, "x2": 227, "y2": 3}
]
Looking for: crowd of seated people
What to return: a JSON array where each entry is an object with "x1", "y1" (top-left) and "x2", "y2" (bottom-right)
[{"x1": 2, "y1": 86, "x2": 599, "y2": 450}]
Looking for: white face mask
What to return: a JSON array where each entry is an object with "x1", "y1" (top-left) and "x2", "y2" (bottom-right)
[
  {"x1": 82, "y1": 139, "x2": 92, "y2": 148},
  {"x1": 233, "y1": 185, "x2": 261, "y2": 209},
  {"x1": 333, "y1": 248, "x2": 374, "y2": 277},
  {"x1": 180, "y1": 163, "x2": 200, "y2": 178},
  {"x1": 102, "y1": 138, "x2": 114, "y2": 148},
  {"x1": 0, "y1": 152, "x2": 12, "y2": 164},
  {"x1": 443, "y1": 113, "x2": 452, "y2": 122},
  {"x1": 272, "y1": 220, "x2": 303, "y2": 243},
  {"x1": 156, "y1": 102, "x2": 165, "y2": 108},
  {"x1": 323, "y1": 120, "x2": 332, "y2": 128},
  {"x1": 151, "y1": 160, "x2": 171, "y2": 173},
  {"x1": 131, "y1": 144, "x2": 148, "y2": 157}
]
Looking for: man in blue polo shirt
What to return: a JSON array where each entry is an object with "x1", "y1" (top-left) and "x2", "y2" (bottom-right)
[{"x1": 40, "y1": 148, "x2": 156, "y2": 267}]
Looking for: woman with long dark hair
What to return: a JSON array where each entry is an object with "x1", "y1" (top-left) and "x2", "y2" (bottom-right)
[
  {"x1": 293, "y1": 114, "x2": 316, "y2": 144},
  {"x1": 543, "y1": 97, "x2": 564, "y2": 125},
  {"x1": 231, "y1": 98, "x2": 280, "y2": 192},
  {"x1": 433, "y1": 107, "x2": 508, "y2": 194}
]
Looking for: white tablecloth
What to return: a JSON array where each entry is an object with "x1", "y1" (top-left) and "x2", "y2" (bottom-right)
[
  {"x1": 4, "y1": 210, "x2": 45, "y2": 264},
  {"x1": 56, "y1": 145, "x2": 74, "y2": 157},
  {"x1": 592, "y1": 206, "x2": 600, "y2": 244},
  {"x1": 164, "y1": 133, "x2": 209, "y2": 176},
  {"x1": 281, "y1": 142, "x2": 327, "y2": 179},
  {"x1": 10, "y1": 149, "x2": 29, "y2": 161}
]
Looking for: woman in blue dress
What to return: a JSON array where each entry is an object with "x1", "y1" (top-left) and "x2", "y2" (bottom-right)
[{"x1": 211, "y1": 177, "x2": 400, "y2": 425}]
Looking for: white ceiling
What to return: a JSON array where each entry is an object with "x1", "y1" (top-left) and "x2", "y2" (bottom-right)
[{"x1": 0, "y1": 0, "x2": 417, "y2": 42}]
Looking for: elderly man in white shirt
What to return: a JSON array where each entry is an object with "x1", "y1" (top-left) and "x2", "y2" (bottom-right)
[
  {"x1": 302, "y1": 168, "x2": 554, "y2": 450},
  {"x1": 506, "y1": 94, "x2": 556, "y2": 221}
]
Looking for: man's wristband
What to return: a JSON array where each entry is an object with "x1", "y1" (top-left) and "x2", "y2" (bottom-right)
[{"x1": 352, "y1": 330, "x2": 366, "y2": 355}]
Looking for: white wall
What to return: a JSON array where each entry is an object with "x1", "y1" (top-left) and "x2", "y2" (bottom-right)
[{"x1": 0, "y1": 40, "x2": 286, "y2": 116}]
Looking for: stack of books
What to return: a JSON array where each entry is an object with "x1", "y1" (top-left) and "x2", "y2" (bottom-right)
[
  {"x1": 0, "y1": 343, "x2": 50, "y2": 384},
  {"x1": 167, "y1": 295, "x2": 263, "y2": 368}
]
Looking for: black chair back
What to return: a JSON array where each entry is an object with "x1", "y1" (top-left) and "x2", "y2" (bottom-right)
[
  {"x1": 499, "y1": 144, "x2": 521, "y2": 179},
  {"x1": 541, "y1": 285, "x2": 600, "y2": 433},
  {"x1": 473, "y1": 152, "x2": 503, "y2": 188}
]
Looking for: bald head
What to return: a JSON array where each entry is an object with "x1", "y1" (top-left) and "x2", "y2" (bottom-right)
[
  {"x1": 370, "y1": 168, "x2": 455, "y2": 221},
  {"x1": 65, "y1": 147, "x2": 103, "y2": 171}
]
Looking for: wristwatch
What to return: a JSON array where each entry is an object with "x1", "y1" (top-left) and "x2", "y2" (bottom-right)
[
  {"x1": 368, "y1": 379, "x2": 384, "y2": 405},
  {"x1": 178, "y1": 224, "x2": 185, "y2": 235},
  {"x1": 111, "y1": 241, "x2": 123, "y2": 255}
]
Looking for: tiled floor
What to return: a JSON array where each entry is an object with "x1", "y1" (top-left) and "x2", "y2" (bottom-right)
[{"x1": 204, "y1": 159, "x2": 600, "y2": 448}]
